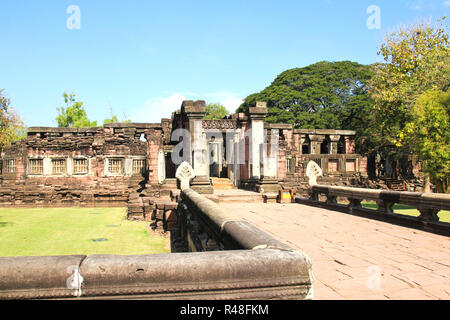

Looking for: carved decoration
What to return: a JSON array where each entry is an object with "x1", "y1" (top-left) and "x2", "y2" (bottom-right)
[
  {"x1": 202, "y1": 120, "x2": 237, "y2": 130},
  {"x1": 306, "y1": 161, "x2": 323, "y2": 186},
  {"x1": 176, "y1": 161, "x2": 196, "y2": 190}
]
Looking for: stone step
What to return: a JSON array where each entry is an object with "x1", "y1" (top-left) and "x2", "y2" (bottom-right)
[
  {"x1": 211, "y1": 178, "x2": 237, "y2": 190},
  {"x1": 206, "y1": 194, "x2": 264, "y2": 203},
  {"x1": 212, "y1": 185, "x2": 236, "y2": 190},
  {"x1": 211, "y1": 178, "x2": 233, "y2": 182}
]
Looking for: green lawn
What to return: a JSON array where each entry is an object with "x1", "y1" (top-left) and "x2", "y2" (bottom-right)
[
  {"x1": 361, "y1": 202, "x2": 450, "y2": 223},
  {"x1": 0, "y1": 207, "x2": 169, "y2": 257}
]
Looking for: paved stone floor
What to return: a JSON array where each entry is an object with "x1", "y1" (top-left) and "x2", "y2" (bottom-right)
[{"x1": 221, "y1": 202, "x2": 450, "y2": 300}]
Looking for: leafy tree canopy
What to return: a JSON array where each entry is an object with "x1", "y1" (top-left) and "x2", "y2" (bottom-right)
[
  {"x1": 56, "y1": 93, "x2": 97, "y2": 128},
  {"x1": 236, "y1": 61, "x2": 374, "y2": 152},
  {"x1": 399, "y1": 91, "x2": 449, "y2": 192},
  {"x1": 204, "y1": 103, "x2": 230, "y2": 120},
  {"x1": 369, "y1": 17, "x2": 449, "y2": 190},
  {"x1": 0, "y1": 89, "x2": 25, "y2": 151},
  {"x1": 103, "y1": 107, "x2": 132, "y2": 125},
  {"x1": 370, "y1": 18, "x2": 449, "y2": 152}
]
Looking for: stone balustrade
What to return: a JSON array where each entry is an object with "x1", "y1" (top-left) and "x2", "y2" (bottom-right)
[
  {"x1": 298, "y1": 185, "x2": 450, "y2": 236},
  {"x1": 0, "y1": 189, "x2": 313, "y2": 300}
]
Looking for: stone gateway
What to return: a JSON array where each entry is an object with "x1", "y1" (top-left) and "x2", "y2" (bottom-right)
[{"x1": 0, "y1": 100, "x2": 367, "y2": 210}]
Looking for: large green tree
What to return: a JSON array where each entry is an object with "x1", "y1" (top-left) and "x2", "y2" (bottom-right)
[
  {"x1": 56, "y1": 93, "x2": 97, "y2": 128},
  {"x1": 204, "y1": 103, "x2": 229, "y2": 120},
  {"x1": 237, "y1": 61, "x2": 374, "y2": 152},
  {"x1": 370, "y1": 18, "x2": 449, "y2": 154},
  {"x1": 0, "y1": 90, "x2": 24, "y2": 151},
  {"x1": 369, "y1": 18, "x2": 449, "y2": 190},
  {"x1": 400, "y1": 91, "x2": 449, "y2": 193}
]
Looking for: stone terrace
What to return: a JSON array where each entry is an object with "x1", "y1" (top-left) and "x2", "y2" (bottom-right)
[{"x1": 221, "y1": 202, "x2": 450, "y2": 300}]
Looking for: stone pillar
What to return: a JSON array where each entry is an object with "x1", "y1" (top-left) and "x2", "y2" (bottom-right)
[
  {"x1": 182, "y1": 100, "x2": 213, "y2": 194},
  {"x1": 146, "y1": 129, "x2": 163, "y2": 184},
  {"x1": 256, "y1": 127, "x2": 281, "y2": 193},
  {"x1": 225, "y1": 130, "x2": 239, "y2": 185},
  {"x1": 329, "y1": 135, "x2": 341, "y2": 155},
  {"x1": 309, "y1": 134, "x2": 325, "y2": 155},
  {"x1": 261, "y1": 129, "x2": 279, "y2": 178},
  {"x1": 345, "y1": 136, "x2": 355, "y2": 154},
  {"x1": 248, "y1": 102, "x2": 267, "y2": 181},
  {"x1": 233, "y1": 132, "x2": 241, "y2": 187}
]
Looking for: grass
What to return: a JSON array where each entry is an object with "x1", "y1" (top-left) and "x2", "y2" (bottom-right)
[
  {"x1": 0, "y1": 207, "x2": 169, "y2": 257},
  {"x1": 361, "y1": 202, "x2": 450, "y2": 223}
]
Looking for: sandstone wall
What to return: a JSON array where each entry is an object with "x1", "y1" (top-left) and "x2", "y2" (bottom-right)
[{"x1": 0, "y1": 125, "x2": 163, "y2": 207}]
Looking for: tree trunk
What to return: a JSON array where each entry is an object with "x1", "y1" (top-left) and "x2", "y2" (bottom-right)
[{"x1": 424, "y1": 176, "x2": 432, "y2": 193}]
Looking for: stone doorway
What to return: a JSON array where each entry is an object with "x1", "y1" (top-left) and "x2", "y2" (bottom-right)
[{"x1": 209, "y1": 141, "x2": 227, "y2": 178}]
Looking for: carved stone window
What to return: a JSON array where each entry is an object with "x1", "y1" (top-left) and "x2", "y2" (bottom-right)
[
  {"x1": 338, "y1": 137, "x2": 346, "y2": 154},
  {"x1": 302, "y1": 144, "x2": 310, "y2": 155},
  {"x1": 312, "y1": 159, "x2": 322, "y2": 169},
  {"x1": 52, "y1": 159, "x2": 66, "y2": 175},
  {"x1": 346, "y1": 159, "x2": 356, "y2": 172},
  {"x1": 74, "y1": 159, "x2": 88, "y2": 174},
  {"x1": 320, "y1": 139, "x2": 330, "y2": 154},
  {"x1": 4, "y1": 159, "x2": 16, "y2": 174},
  {"x1": 29, "y1": 159, "x2": 43, "y2": 174},
  {"x1": 132, "y1": 159, "x2": 146, "y2": 175},
  {"x1": 328, "y1": 159, "x2": 339, "y2": 172},
  {"x1": 108, "y1": 159, "x2": 123, "y2": 174}
]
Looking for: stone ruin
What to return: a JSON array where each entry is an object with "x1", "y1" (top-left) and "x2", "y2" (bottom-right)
[{"x1": 0, "y1": 100, "x2": 367, "y2": 229}]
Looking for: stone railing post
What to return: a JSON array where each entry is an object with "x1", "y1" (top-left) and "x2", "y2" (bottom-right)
[
  {"x1": 418, "y1": 207, "x2": 440, "y2": 222},
  {"x1": 377, "y1": 200, "x2": 395, "y2": 215},
  {"x1": 326, "y1": 194, "x2": 337, "y2": 205},
  {"x1": 348, "y1": 197, "x2": 362, "y2": 209}
]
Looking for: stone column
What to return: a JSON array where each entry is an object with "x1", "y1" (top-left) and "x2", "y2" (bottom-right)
[
  {"x1": 248, "y1": 102, "x2": 267, "y2": 181},
  {"x1": 256, "y1": 128, "x2": 281, "y2": 193},
  {"x1": 309, "y1": 134, "x2": 325, "y2": 155},
  {"x1": 344, "y1": 136, "x2": 356, "y2": 154},
  {"x1": 329, "y1": 135, "x2": 341, "y2": 155},
  {"x1": 146, "y1": 129, "x2": 163, "y2": 184},
  {"x1": 182, "y1": 100, "x2": 213, "y2": 194},
  {"x1": 233, "y1": 131, "x2": 241, "y2": 187}
]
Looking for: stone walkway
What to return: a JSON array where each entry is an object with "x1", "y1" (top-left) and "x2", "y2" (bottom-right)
[{"x1": 221, "y1": 202, "x2": 450, "y2": 300}]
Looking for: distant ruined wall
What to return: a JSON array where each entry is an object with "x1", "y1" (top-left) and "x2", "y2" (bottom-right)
[
  {"x1": 0, "y1": 99, "x2": 372, "y2": 207},
  {"x1": 0, "y1": 124, "x2": 163, "y2": 207},
  {"x1": 270, "y1": 125, "x2": 368, "y2": 196}
]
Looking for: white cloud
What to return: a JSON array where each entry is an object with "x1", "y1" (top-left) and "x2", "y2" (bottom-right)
[
  {"x1": 130, "y1": 93, "x2": 186, "y2": 123},
  {"x1": 221, "y1": 98, "x2": 244, "y2": 113},
  {"x1": 409, "y1": 0, "x2": 424, "y2": 10},
  {"x1": 443, "y1": 0, "x2": 450, "y2": 7},
  {"x1": 203, "y1": 92, "x2": 244, "y2": 113},
  {"x1": 129, "y1": 91, "x2": 245, "y2": 123}
]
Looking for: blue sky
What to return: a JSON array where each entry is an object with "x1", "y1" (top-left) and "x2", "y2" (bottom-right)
[{"x1": 0, "y1": 0, "x2": 449, "y2": 127}]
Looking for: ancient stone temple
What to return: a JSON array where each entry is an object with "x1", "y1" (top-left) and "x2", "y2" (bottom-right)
[{"x1": 0, "y1": 100, "x2": 366, "y2": 207}]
